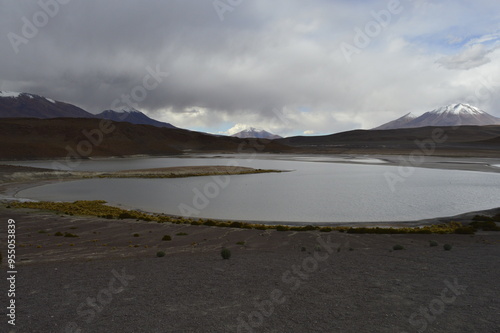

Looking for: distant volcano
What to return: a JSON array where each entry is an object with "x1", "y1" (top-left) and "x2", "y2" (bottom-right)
[
  {"x1": 231, "y1": 127, "x2": 282, "y2": 139},
  {"x1": 374, "y1": 104, "x2": 500, "y2": 130}
]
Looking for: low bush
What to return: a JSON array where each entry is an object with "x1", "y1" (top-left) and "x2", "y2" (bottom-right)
[
  {"x1": 429, "y1": 240, "x2": 438, "y2": 247},
  {"x1": 470, "y1": 221, "x2": 500, "y2": 231},
  {"x1": 444, "y1": 244, "x2": 452, "y2": 251},
  {"x1": 221, "y1": 248, "x2": 231, "y2": 259},
  {"x1": 156, "y1": 251, "x2": 166, "y2": 257},
  {"x1": 276, "y1": 225, "x2": 290, "y2": 231},
  {"x1": 393, "y1": 244, "x2": 404, "y2": 251},
  {"x1": 118, "y1": 212, "x2": 134, "y2": 219},
  {"x1": 176, "y1": 232, "x2": 188, "y2": 236},
  {"x1": 133, "y1": 233, "x2": 140, "y2": 237},
  {"x1": 64, "y1": 232, "x2": 78, "y2": 238},
  {"x1": 203, "y1": 220, "x2": 217, "y2": 226},
  {"x1": 162, "y1": 235, "x2": 172, "y2": 241},
  {"x1": 54, "y1": 231, "x2": 64, "y2": 236}
]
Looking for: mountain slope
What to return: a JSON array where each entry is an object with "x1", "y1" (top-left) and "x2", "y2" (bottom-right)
[
  {"x1": 231, "y1": 127, "x2": 282, "y2": 139},
  {"x1": 96, "y1": 109, "x2": 176, "y2": 128},
  {"x1": 407, "y1": 104, "x2": 500, "y2": 128},
  {"x1": 0, "y1": 91, "x2": 94, "y2": 119},
  {"x1": 374, "y1": 104, "x2": 500, "y2": 130},
  {"x1": 373, "y1": 112, "x2": 417, "y2": 130}
]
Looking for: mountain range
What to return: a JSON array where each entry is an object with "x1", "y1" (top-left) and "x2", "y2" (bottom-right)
[
  {"x1": 231, "y1": 127, "x2": 282, "y2": 140},
  {"x1": 374, "y1": 103, "x2": 500, "y2": 130},
  {"x1": 0, "y1": 91, "x2": 175, "y2": 129}
]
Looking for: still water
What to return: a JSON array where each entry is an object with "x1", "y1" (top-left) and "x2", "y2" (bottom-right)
[{"x1": 13, "y1": 155, "x2": 500, "y2": 223}]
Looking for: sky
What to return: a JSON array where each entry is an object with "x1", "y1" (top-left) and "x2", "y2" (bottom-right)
[{"x1": 1, "y1": 0, "x2": 499, "y2": 136}]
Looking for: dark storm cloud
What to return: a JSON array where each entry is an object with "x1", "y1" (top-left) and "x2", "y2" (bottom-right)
[{"x1": 1, "y1": 0, "x2": 499, "y2": 135}]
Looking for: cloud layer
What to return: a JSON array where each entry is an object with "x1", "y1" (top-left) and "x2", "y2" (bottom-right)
[{"x1": 1, "y1": 0, "x2": 499, "y2": 136}]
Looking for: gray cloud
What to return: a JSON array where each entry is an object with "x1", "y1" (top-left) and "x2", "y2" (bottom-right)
[
  {"x1": 1, "y1": 0, "x2": 499, "y2": 135},
  {"x1": 436, "y1": 44, "x2": 495, "y2": 70}
]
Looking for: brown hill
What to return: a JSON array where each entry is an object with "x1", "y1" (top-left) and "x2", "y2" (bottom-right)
[
  {"x1": 277, "y1": 125, "x2": 500, "y2": 155},
  {"x1": 0, "y1": 118, "x2": 290, "y2": 160}
]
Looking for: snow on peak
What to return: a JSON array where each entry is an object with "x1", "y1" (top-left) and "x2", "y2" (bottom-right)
[
  {"x1": 0, "y1": 91, "x2": 22, "y2": 98},
  {"x1": 430, "y1": 103, "x2": 484, "y2": 115}
]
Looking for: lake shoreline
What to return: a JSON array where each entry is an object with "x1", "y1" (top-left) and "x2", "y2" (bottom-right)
[{"x1": 2, "y1": 156, "x2": 500, "y2": 226}]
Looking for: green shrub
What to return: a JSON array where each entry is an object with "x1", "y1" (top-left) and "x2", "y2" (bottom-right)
[
  {"x1": 229, "y1": 222, "x2": 244, "y2": 228},
  {"x1": 38, "y1": 230, "x2": 48, "y2": 234},
  {"x1": 236, "y1": 241, "x2": 245, "y2": 245},
  {"x1": 470, "y1": 221, "x2": 500, "y2": 231},
  {"x1": 320, "y1": 227, "x2": 333, "y2": 232},
  {"x1": 444, "y1": 244, "x2": 452, "y2": 251},
  {"x1": 156, "y1": 251, "x2": 166, "y2": 257},
  {"x1": 176, "y1": 232, "x2": 188, "y2": 236},
  {"x1": 64, "y1": 232, "x2": 78, "y2": 238},
  {"x1": 133, "y1": 233, "x2": 140, "y2": 237},
  {"x1": 54, "y1": 231, "x2": 64, "y2": 236},
  {"x1": 162, "y1": 235, "x2": 172, "y2": 241},
  {"x1": 221, "y1": 248, "x2": 231, "y2": 259},
  {"x1": 203, "y1": 220, "x2": 217, "y2": 226},
  {"x1": 276, "y1": 225, "x2": 290, "y2": 231},
  {"x1": 393, "y1": 244, "x2": 404, "y2": 251},
  {"x1": 429, "y1": 240, "x2": 438, "y2": 247}
]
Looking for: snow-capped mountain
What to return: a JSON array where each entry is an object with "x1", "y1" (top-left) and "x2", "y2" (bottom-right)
[
  {"x1": 373, "y1": 112, "x2": 417, "y2": 130},
  {"x1": 374, "y1": 103, "x2": 500, "y2": 130},
  {"x1": 95, "y1": 109, "x2": 176, "y2": 128},
  {"x1": 231, "y1": 127, "x2": 282, "y2": 139},
  {"x1": 0, "y1": 91, "x2": 93, "y2": 118}
]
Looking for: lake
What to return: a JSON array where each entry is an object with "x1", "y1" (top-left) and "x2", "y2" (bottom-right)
[{"x1": 12, "y1": 155, "x2": 500, "y2": 223}]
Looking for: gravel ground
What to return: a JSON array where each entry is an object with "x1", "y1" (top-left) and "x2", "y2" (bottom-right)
[{"x1": 1, "y1": 207, "x2": 499, "y2": 333}]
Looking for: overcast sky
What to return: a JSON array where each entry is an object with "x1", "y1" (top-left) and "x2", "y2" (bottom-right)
[{"x1": 1, "y1": 0, "x2": 499, "y2": 136}]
